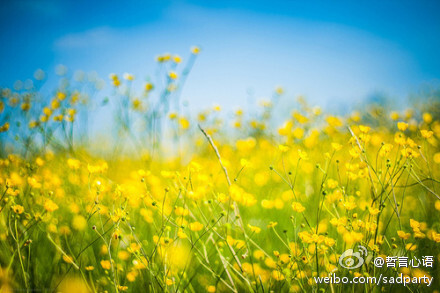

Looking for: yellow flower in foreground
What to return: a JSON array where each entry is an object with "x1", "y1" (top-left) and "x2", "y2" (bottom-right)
[
  {"x1": 207, "y1": 285, "x2": 216, "y2": 293},
  {"x1": 291, "y1": 202, "x2": 305, "y2": 213},
  {"x1": 12, "y1": 204, "x2": 24, "y2": 214}
]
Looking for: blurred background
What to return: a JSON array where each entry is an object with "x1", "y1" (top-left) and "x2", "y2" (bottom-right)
[{"x1": 1, "y1": 0, "x2": 440, "y2": 112}]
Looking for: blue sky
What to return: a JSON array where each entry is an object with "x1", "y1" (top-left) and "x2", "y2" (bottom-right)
[{"x1": 1, "y1": 0, "x2": 440, "y2": 111}]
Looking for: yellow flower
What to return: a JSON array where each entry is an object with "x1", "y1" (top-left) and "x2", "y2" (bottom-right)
[
  {"x1": 253, "y1": 250, "x2": 265, "y2": 260},
  {"x1": 72, "y1": 215, "x2": 87, "y2": 231},
  {"x1": 123, "y1": 73, "x2": 135, "y2": 81},
  {"x1": 62, "y1": 255, "x2": 74, "y2": 264},
  {"x1": 267, "y1": 221, "x2": 278, "y2": 228},
  {"x1": 189, "y1": 222, "x2": 204, "y2": 232},
  {"x1": 405, "y1": 243, "x2": 417, "y2": 251},
  {"x1": 291, "y1": 202, "x2": 305, "y2": 213},
  {"x1": 173, "y1": 55, "x2": 182, "y2": 63},
  {"x1": 359, "y1": 125, "x2": 371, "y2": 133},
  {"x1": 35, "y1": 157, "x2": 44, "y2": 166},
  {"x1": 379, "y1": 143, "x2": 393, "y2": 157},
  {"x1": 51, "y1": 99, "x2": 60, "y2": 110},
  {"x1": 420, "y1": 129, "x2": 433, "y2": 139},
  {"x1": 145, "y1": 82, "x2": 154, "y2": 91},
  {"x1": 0, "y1": 122, "x2": 10, "y2": 132},
  {"x1": 326, "y1": 179, "x2": 338, "y2": 189},
  {"x1": 118, "y1": 251, "x2": 130, "y2": 261},
  {"x1": 207, "y1": 285, "x2": 216, "y2": 293},
  {"x1": 368, "y1": 207, "x2": 380, "y2": 216},
  {"x1": 435, "y1": 200, "x2": 440, "y2": 211},
  {"x1": 67, "y1": 158, "x2": 81, "y2": 169},
  {"x1": 343, "y1": 231, "x2": 363, "y2": 245},
  {"x1": 112, "y1": 78, "x2": 121, "y2": 87},
  {"x1": 44, "y1": 200, "x2": 59, "y2": 212},
  {"x1": 431, "y1": 232, "x2": 440, "y2": 242},
  {"x1": 57, "y1": 92, "x2": 66, "y2": 100},
  {"x1": 87, "y1": 162, "x2": 108, "y2": 174},
  {"x1": 177, "y1": 229, "x2": 187, "y2": 239},
  {"x1": 423, "y1": 112, "x2": 432, "y2": 124},
  {"x1": 179, "y1": 117, "x2": 190, "y2": 130},
  {"x1": 12, "y1": 204, "x2": 24, "y2": 214},
  {"x1": 191, "y1": 46, "x2": 201, "y2": 54},
  {"x1": 390, "y1": 111, "x2": 399, "y2": 120},
  {"x1": 397, "y1": 121, "x2": 408, "y2": 131},
  {"x1": 272, "y1": 270, "x2": 285, "y2": 281},
  {"x1": 293, "y1": 111, "x2": 308, "y2": 124},
  {"x1": 401, "y1": 148, "x2": 419, "y2": 158},
  {"x1": 168, "y1": 71, "x2": 178, "y2": 80},
  {"x1": 297, "y1": 149, "x2": 308, "y2": 160},
  {"x1": 275, "y1": 86, "x2": 284, "y2": 95},
  {"x1": 278, "y1": 121, "x2": 292, "y2": 136},
  {"x1": 29, "y1": 120, "x2": 39, "y2": 128},
  {"x1": 326, "y1": 116, "x2": 343, "y2": 127},
  {"x1": 21, "y1": 103, "x2": 31, "y2": 111},
  {"x1": 247, "y1": 224, "x2": 261, "y2": 234},
  {"x1": 53, "y1": 114, "x2": 63, "y2": 122},
  {"x1": 434, "y1": 153, "x2": 440, "y2": 164},
  {"x1": 100, "y1": 260, "x2": 111, "y2": 270},
  {"x1": 397, "y1": 230, "x2": 411, "y2": 240},
  {"x1": 331, "y1": 143, "x2": 342, "y2": 151},
  {"x1": 127, "y1": 271, "x2": 138, "y2": 282},
  {"x1": 85, "y1": 266, "x2": 94, "y2": 271}
]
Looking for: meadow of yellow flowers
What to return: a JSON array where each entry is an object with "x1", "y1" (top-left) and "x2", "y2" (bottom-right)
[{"x1": 0, "y1": 48, "x2": 440, "y2": 292}]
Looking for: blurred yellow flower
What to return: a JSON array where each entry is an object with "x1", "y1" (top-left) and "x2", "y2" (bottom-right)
[
  {"x1": 100, "y1": 260, "x2": 111, "y2": 270},
  {"x1": 44, "y1": 200, "x2": 59, "y2": 212},
  {"x1": 291, "y1": 202, "x2": 305, "y2": 213}
]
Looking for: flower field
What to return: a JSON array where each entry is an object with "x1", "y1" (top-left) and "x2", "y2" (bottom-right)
[{"x1": 0, "y1": 49, "x2": 440, "y2": 292}]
